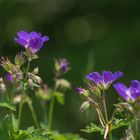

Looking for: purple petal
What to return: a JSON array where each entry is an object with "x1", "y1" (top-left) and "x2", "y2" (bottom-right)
[
  {"x1": 130, "y1": 80, "x2": 140, "y2": 89},
  {"x1": 113, "y1": 71, "x2": 124, "y2": 81},
  {"x1": 42, "y1": 36, "x2": 49, "y2": 42},
  {"x1": 76, "y1": 87, "x2": 84, "y2": 94},
  {"x1": 15, "y1": 38, "x2": 28, "y2": 48},
  {"x1": 17, "y1": 31, "x2": 28, "y2": 40},
  {"x1": 130, "y1": 80, "x2": 140, "y2": 100},
  {"x1": 113, "y1": 82, "x2": 129, "y2": 101},
  {"x1": 102, "y1": 71, "x2": 113, "y2": 84},
  {"x1": 29, "y1": 38, "x2": 43, "y2": 53},
  {"x1": 29, "y1": 32, "x2": 40, "y2": 39},
  {"x1": 86, "y1": 72, "x2": 102, "y2": 84},
  {"x1": 6, "y1": 73, "x2": 14, "y2": 82}
]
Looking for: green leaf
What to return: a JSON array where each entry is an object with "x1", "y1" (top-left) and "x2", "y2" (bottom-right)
[
  {"x1": 50, "y1": 131, "x2": 86, "y2": 140},
  {"x1": 1, "y1": 115, "x2": 11, "y2": 136},
  {"x1": 81, "y1": 123, "x2": 104, "y2": 134},
  {"x1": 111, "y1": 118, "x2": 134, "y2": 131},
  {"x1": 0, "y1": 102, "x2": 16, "y2": 111},
  {"x1": 54, "y1": 92, "x2": 65, "y2": 105}
]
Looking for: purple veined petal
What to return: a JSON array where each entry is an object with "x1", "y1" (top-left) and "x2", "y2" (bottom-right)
[
  {"x1": 15, "y1": 38, "x2": 28, "y2": 48},
  {"x1": 86, "y1": 72, "x2": 102, "y2": 84},
  {"x1": 113, "y1": 71, "x2": 124, "y2": 82},
  {"x1": 113, "y1": 82, "x2": 129, "y2": 101},
  {"x1": 102, "y1": 71, "x2": 113, "y2": 84},
  {"x1": 17, "y1": 31, "x2": 28, "y2": 40},
  {"x1": 29, "y1": 31, "x2": 41, "y2": 39},
  {"x1": 42, "y1": 36, "x2": 49, "y2": 42},
  {"x1": 29, "y1": 38, "x2": 43, "y2": 53}
]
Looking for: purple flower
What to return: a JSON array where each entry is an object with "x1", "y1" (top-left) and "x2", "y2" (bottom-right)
[
  {"x1": 59, "y1": 59, "x2": 69, "y2": 72},
  {"x1": 114, "y1": 80, "x2": 140, "y2": 102},
  {"x1": 6, "y1": 71, "x2": 23, "y2": 83},
  {"x1": 55, "y1": 58, "x2": 70, "y2": 75},
  {"x1": 6, "y1": 73, "x2": 14, "y2": 82},
  {"x1": 15, "y1": 31, "x2": 49, "y2": 53},
  {"x1": 76, "y1": 87, "x2": 85, "y2": 94},
  {"x1": 86, "y1": 71, "x2": 123, "y2": 90}
]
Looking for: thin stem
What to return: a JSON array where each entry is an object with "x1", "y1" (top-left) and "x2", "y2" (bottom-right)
[
  {"x1": 10, "y1": 81, "x2": 16, "y2": 103},
  {"x1": 41, "y1": 101, "x2": 47, "y2": 124},
  {"x1": 102, "y1": 91, "x2": 112, "y2": 140},
  {"x1": 47, "y1": 95, "x2": 55, "y2": 130},
  {"x1": 17, "y1": 90, "x2": 24, "y2": 130},
  {"x1": 28, "y1": 102, "x2": 39, "y2": 128},
  {"x1": 17, "y1": 60, "x2": 31, "y2": 130},
  {"x1": 135, "y1": 116, "x2": 139, "y2": 140},
  {"x1": 88, "y1": 96, "x2": 106, "y2": 127}
]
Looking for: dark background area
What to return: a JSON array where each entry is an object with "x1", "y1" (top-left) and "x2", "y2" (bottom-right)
[{"x1": 0, "y1": 0, "x2": 140, "y2": 139}]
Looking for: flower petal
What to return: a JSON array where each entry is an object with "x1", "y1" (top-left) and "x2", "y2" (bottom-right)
[
  {"x1": 86, "y1": 72, "x2": 102, "y2": 84},
  {"x1": 130, "y1": 80, "x2": 140, "y2": 89},
  {"x1": 17, "y1": 31, "x2": 28, "y2": 40},
  {"x1": 6, "y1": 73, "x2": 14, "y2": 82},
  {"x1": 29, "y1": 38, "x2": 43, "y2": 53},
  {"x1": 113, "y1": 71, "x2": 124, "y2": 81},
  {"x1": 42, "y1": 36, "x2": 49, "y2": 42},
  {"x1": 15, "y1": 38, "x2": 28, "y2": 48},
  {"x1": 113, "y1": 82, "x2": 128, "y2": 101},
  {"x1": 102, "y1": 71, "x2": 113, "y2": 84},
  {"x1": 130, "y1": 80, "x2": 140, "y2": 100},
  {"x1": 29, "y1": 32, "x2": 41, "y2": 39}
]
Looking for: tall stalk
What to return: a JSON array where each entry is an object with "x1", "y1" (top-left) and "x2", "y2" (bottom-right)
[
  {"x1": 102, "y1": 91, "x2": 112, "y2": 140},
  {"x1": 47, "y1": 95, "x2": 55, "y2": 130},
  {"x1": 28, "y1": 102, "x2": 39, "y2": 128},
  {"x1": 17, "y1": 60, "x2": 31, "y2": 130},
  {"x1": 135, "y1": 115, "x2": 139, "y2": 140}
]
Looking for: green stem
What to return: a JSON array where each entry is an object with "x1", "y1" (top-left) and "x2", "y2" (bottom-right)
[
  {"x1": 10, "y1": 81, "x2": 16, "y2": 103},
  {"x1": 17, "y1": 60, "x2": 31, "y2": 130},
  {"x1": 17, "y1": 90, "x2": 24, "y2": 130},
  {"x1": 28, "y1": 102, "x2": 39, "y2": 128},
  {"x1": 41, "y1": 101, "x2": 47, "y2": 124},
  {"x1": 47, "y1": 95, "x2": 55, "y2": 130},
  {"x1": 102, "y1": 91, "x2": 112, "y2": 140},
  {"x1": 135, "y1": 116, "x2": 139, "y2": 140}
]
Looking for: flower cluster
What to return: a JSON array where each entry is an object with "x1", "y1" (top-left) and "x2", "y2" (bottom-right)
[
  {"x1": 76, "y1": 70, "x2": 140, "y2": 139},
  {"x1": 77, "y1": 70, "x2": 140, "y2": 102}
]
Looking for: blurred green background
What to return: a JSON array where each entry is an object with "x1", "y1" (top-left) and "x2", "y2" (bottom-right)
[{"x1": 0, "y1": 0, "x2": 140, "y2": 139}]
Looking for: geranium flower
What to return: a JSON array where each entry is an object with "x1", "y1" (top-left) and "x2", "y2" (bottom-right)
[
  {"x1": 15, "y1": 31, "x2": 49, "y2": 53},
  {"x1": 86, "y1": 71, "x2": 123, "y2": 90},
  {"x1": 114, "y1": 80, "x2": 140, "y2": 102}
]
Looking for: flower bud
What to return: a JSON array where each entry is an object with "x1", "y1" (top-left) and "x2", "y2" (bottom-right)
[
  {"x1": 15, "y1": 52, "x2": 25, "y2": 68},
  {"x1": 56, "y1": 79, "x2": 71, "y2": 89},
  {"x1": 32, "y1": 67, "x2": 39, "y2": 75},
  {"x1": 54, "y1": 58, "x2": 70, "y2": 76},
  {"x1": 80, "y1": 101, "x2": 90, "y2": 112},
  {"x1": 76, "y1": 87, "x2": 89, "y2": 97},
  {"x1": 0, "y1": 77, "x2": 6, "y2": 93}
]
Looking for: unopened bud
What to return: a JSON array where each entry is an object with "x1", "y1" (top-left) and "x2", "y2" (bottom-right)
[
  {"x1": 80, "y1": 101, "x2": 90, "y2": 112},
  {"x1": 0, "y1": 77, "x2": 6, "y2": 93},
  {"x1": 56, "y1": 79, "x2": 71, "y2": 89}
]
